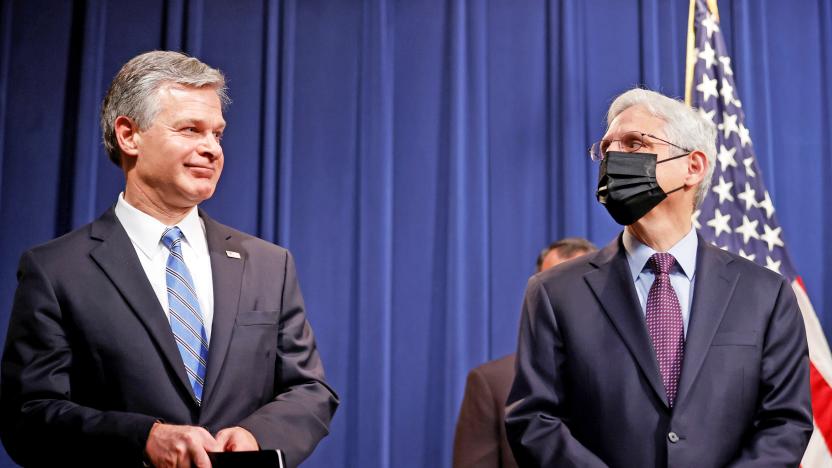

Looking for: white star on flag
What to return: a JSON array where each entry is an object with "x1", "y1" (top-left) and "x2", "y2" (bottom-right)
[
  {"x1": 716, "y1": 144, "x2": 737, "y2": 171},
  {"x1": 764, "y1": 255, "x2": 782, "y2": 274},
  {"x1": 720, "y1": 112, "x2": 739, "y2": 139},
  {"x1": 758, "y1": 191, "x2": 775, "y2": 219},
  {"x1": 735, "y1": 215, "x2": 760, "y2": 244},
  {"x1": 738, "y1": 248, "x2": 756, "y2": 262},
  {"x1": 692, "y1": 209, "x2": 702, "y2": 230},
  {"x1": 720, "y1": 80, "x2": 735, "y2": 106},
  {"x1": 698, "y1": 41, "x2": 717, "y2": 68},
  {"x1": 696, "y1": 74, "x2": 719, "y2": 101},
  {"x1": 736, "y1": 182, "x2": 757, "y2": 211},
  {"x1": 743, "y1": 157, "x2": 756, "y2": 178},
  {"x1": 738, "y1": 123, "x2": 752, "y2": 146},
  {"x1": 700, "y1": 13, "x2": 720, "y2": 38},
  {"x1": 760, "y1": 224, "x2": 784, "y2": 252},
  {"x1": 706, "y1": 208, "x2": 732, "y2": 238},
  {"x1": 711, "y1": 175, "x2": 734, "y2": 204},
  {"x1": 718, "y1": 55, "x2": 733, "y2": 76}
]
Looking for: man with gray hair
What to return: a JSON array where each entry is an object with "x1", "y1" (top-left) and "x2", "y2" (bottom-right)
[
  {"x1": 0, "y1": 51, "x2": 338, "y2": 467},
  {"x1": 506, "y1": 88, "x2": 812, "y2": 467}
]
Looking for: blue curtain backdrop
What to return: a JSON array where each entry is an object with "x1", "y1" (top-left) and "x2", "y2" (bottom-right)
[{"x1": 0, "y1": 0, "x2": 830, "y2": 466}]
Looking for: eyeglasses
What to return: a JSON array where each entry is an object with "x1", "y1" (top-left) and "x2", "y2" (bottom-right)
[{"x1": 588, "y1": 131, "x2": 692, "y2": 161}]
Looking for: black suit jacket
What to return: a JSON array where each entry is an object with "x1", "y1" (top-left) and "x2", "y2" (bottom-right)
[
  {"x1": 0, "y1": 208, "x2": 338, "y2": 467},
  {"x1": 453, "y1": 354, "x2": 519, "y2": 468},
  {"x1": 506, "y1": 233, "x2": 812, "y2": 467}
]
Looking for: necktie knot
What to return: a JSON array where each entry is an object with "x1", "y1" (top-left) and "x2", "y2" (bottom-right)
[
  {"x1": 648, "y1": 252, "x2": 676, "y2": 276},
  {"x1": 161, "y1": 227, "x2": 184, "y2": 251}
]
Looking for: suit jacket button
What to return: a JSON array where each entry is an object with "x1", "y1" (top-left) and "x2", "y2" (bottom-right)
[{"x1": 668, "y1": 431, "x2": 680, "y2": 443}]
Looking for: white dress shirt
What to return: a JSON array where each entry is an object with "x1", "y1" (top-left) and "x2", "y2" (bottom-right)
[
  {"x1": 623, "y1": 226, "x2": 698, "y2": 338},
  {"x1": 114, "y1": 193, "x2": 215, "y2": 340}
]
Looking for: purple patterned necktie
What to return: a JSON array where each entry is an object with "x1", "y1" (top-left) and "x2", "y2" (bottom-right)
[{"x1": 645, "y1": 252, "x2": 685, "y2": 407}]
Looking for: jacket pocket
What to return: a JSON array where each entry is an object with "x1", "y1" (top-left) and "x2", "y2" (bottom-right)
[
  {"x1": 711, "y1": 330, "x2": 758, "y2": 347},
  {"x1": 236, "y1": 310, "x2": 279, "y2": 326}
]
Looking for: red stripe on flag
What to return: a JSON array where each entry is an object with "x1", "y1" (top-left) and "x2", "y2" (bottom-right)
[
  {"x1": 810, "y1": 360, "x2": 832, "y2": 448},
  {"x1": 796, "y1": 276, "x2": 807, "y2": 291}
]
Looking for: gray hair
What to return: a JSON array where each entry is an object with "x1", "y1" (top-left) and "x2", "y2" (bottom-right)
[
  {"x1": 606, "y1": 88, "x2": 717, "y2": 209},
  {"x1": 100, "y1": 50, "x2": 229, "y2": 166}
]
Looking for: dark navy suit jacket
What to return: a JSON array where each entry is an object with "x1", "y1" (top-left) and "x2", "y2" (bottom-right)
[
  {"x1": 506, "y1": 233, "x2": 812, "y2": 467},
  {"x1": 0, "y1": 208, "x2": 338, "y2": 467}
]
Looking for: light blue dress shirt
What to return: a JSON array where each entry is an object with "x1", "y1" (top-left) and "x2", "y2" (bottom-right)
[{"x1": 622, "y1": 226, "x2": 698, "y2": 338}]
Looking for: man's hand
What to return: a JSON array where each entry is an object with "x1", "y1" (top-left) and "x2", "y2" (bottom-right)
[
  {"x1": 214, "y1": 426, "x2": 259, "y2": 452},
  {"x1": 145, "y1": 422, "x2": 221, "y2": 468}
]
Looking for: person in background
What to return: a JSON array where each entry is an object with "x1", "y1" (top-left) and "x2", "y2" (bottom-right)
[
  {"x1": 0, "y1": 51, "x2": 338, "y2": 468},
  {"x1": 452, "y1": 238, "x2": 597, "y2": 468}
]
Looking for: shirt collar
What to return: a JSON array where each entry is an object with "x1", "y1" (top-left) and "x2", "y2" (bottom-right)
[
  {"x1": 622, "y1": 225, "x2": 698, "y2": 281},
  {"x1": 115, "y1": 192, "x2": 206, "y2": 260}
]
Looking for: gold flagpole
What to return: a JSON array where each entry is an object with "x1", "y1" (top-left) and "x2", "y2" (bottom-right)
[
  {"x1": 684, "y1": 0, "x2": 697, "y2": 105},
  {"x1": 707, "y1": 0, "x2": 720, "y2": 21}
]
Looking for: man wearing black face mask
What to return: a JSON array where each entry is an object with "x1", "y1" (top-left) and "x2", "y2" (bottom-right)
[{"x1": 505, "y1": 88, "x2": 812, "y2": 468}]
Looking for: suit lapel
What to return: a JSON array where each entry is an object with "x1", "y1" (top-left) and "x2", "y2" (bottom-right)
[
  {"x1": 584, "y1": 236, "x2": 668, "y2": 406},
  {"x1": 199, "y1": 211, "x2": 245, "y2": 405},
  {"x1": 88, "y1": 208, "x2": 194, "y2": 400},
  {"x1": 675, "y1": 235, "x2": 739, "y2": 406}
]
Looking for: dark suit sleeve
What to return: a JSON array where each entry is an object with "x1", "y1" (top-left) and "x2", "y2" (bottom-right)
[
  {"x1": 237, "y1": 251, "x2": 339, "y2": 468},
  {"x1": 0, "y1": 251, "x2": 157, "y2": 466},
  {"x1": 727, "y1": 277, "x2": 813, "y2": 467},
  {"x1": 505, "y1": 275, "x2": 607, "y2": 468},
  {"x1": 453, "y1": 367, "x2": 500, "y2": 468}
]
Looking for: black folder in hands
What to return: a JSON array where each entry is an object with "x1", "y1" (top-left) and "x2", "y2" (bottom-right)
[{"x1": 207, "y1": 449, "x2": 286, "y2": 468}]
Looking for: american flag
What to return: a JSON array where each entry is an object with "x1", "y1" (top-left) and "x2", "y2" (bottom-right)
[{"x1": 686, "y1": 0, "x2": 832, "y2": 464}]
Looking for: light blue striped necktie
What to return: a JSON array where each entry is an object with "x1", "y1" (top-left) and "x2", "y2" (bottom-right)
[{"x1": 161, "y1": 227, "x2": 209, "y2": 405}]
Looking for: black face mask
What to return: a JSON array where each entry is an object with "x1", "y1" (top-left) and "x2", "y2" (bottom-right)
[{"x1": 596, "y1": 151, "x2": 688, "y2": 225}]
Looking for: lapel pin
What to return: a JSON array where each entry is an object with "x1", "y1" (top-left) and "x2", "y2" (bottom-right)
[{"x1": 225, "y1": 250, "x2": 241, "y2": 259}]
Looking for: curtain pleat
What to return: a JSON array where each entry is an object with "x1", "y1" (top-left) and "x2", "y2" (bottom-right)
[
  {"x1": 0, "y1": 0, "x2": 14, "y2": 213},
  {"x1": 257, "y1": 0, "x2": 281, "y2": 243},
  {"x1": 821, "y1": 0, "x2": 832, "y2": 337},
  {"x1": 68, "y1": 0, "x2": 107, "y2": 229}
]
